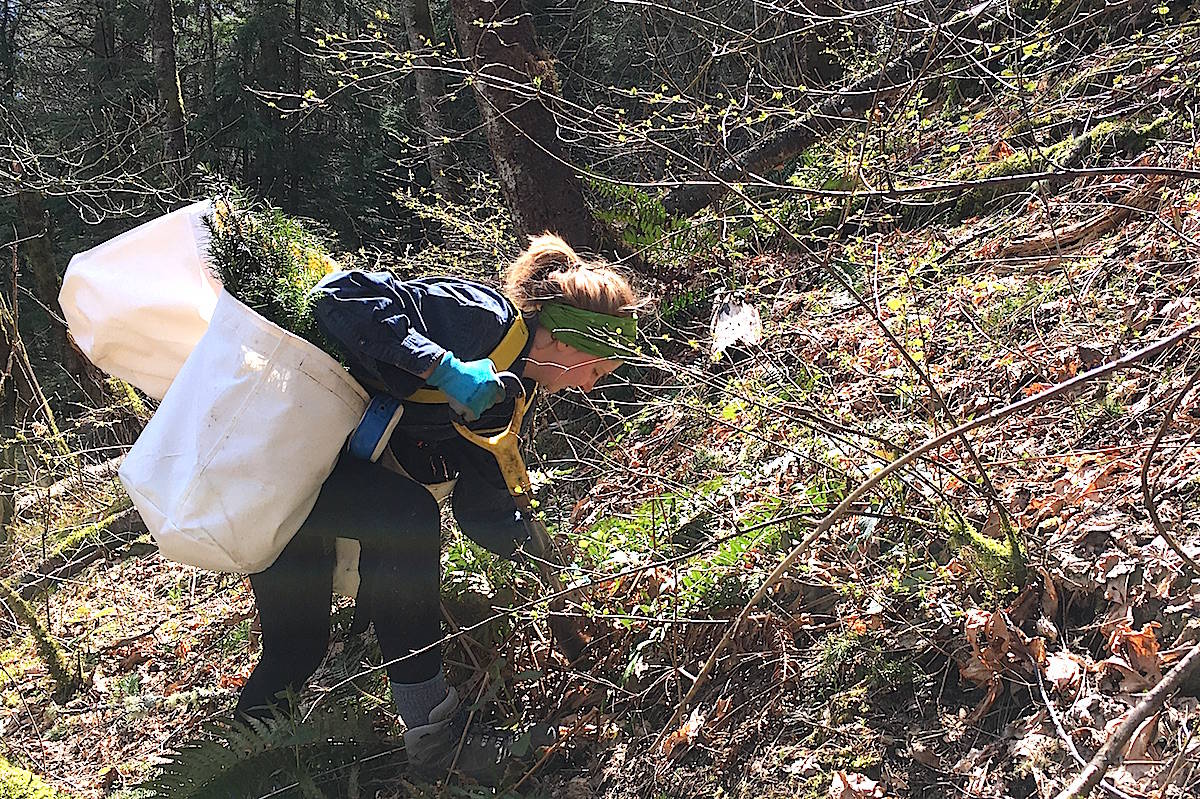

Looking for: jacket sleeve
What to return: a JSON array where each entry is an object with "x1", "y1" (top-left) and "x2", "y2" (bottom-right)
[
  {"x1": 310, "y1": 271, "x2": 447, "y2": 389},
  {"x1": 450, "y1": 450, "x2": 528, "y2": 558}
]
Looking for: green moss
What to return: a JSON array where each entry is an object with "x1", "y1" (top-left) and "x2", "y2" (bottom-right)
[
  {"x1": 52, "y1": 503, "x2": 130, "y2": 555},
  {"x1": 952, "y1": 116, "x2": 1168, "y2": 217},
  {"x1": 107, "y1": 378, "x2": 147, "y2": 419},
  {"x1": 0, "y1": 579, "x2": 79, "y2": 702},
  {"x1": 945, "y1": 509, "x2": 1028, "y2": 590},
  {"x1": 0, "y1": 755, "x2": 71, "y2": 799}
]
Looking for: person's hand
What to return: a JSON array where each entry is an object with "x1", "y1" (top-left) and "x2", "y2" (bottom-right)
[{"x1": 426, "y1": 353, "x2": 505, "y2": 421}]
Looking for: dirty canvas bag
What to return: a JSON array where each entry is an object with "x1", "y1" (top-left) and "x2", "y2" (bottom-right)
[
  {"x1": 58, "y1": 199, "x2": 222, "y2": 400},
  {"x1": 118, "y1": 289, "x2": 369, "y2": 573}
]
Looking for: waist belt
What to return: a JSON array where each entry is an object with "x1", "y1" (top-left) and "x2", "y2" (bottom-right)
[{"x1": 404, "y1": 313, "x2": 530, "y2": 404}]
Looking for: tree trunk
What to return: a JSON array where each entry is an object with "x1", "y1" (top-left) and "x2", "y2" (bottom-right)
[
  {"x1": 399, "y1": 0, "x2": 455, "y2": 196},
  {"x1": 1, "y1": 246, "x2": 68, "y2": 451},
  {"x1": 14, "y1": 188, "x2": 60, "y2": 313},
  {"x1": 150, "y1": 0, "x2": 189, "y2": 184},
  {"x1": 247, "y1": 1, "x2": 291, "y2": 200},
  {"x1": 1, "y1": 271, "x2": 17, "y2": 549},
  {"x1": 290, "y1": 0, "x2": 303, "y2": 206},
  {"x1": 449, "y1": 0, "x2": 597, "y2": 250},
  {"x1": 203, "y1": 0, "x2": 216, "y2": 103},
  {"x1": 11, "y1": 181, "x2": 108, "y2": 404},
  {"x1": 90, "y1": 0, "x2": 117, "y2": 98},
  {"x1": 0, "y1": 0, "x2": 18, "y2": 99}
]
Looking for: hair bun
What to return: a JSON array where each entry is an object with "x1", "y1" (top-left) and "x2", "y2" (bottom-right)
[{"x1": 503, "y1": 232, "x2": 638, "y2": 317}]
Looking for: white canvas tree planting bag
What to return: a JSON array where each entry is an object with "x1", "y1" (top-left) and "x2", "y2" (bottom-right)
[
  {"x1": 118, "y1": 290, "x2": 369, "y2": 573},
  {"x1": 59, "y1": 199, "x2": 222, "y2": 400}
]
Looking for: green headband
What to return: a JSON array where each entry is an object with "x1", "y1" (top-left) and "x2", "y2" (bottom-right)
[{"x1": 538, "y1": 302, "x2": 637, "y2": 359}]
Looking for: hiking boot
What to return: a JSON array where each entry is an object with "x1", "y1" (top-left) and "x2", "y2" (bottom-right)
[{"x1": 403, "y1": 687, "x2": 552, "y2": 786}]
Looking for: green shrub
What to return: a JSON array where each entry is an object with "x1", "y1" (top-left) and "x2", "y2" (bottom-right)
[
  {"x1": 0, "y1": 756, "x2": 70, "y2": 799},
  {"x1": 205, "y1": 194, "x2": 341, "y2": 354}
]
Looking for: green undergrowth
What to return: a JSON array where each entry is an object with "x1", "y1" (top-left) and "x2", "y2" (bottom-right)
[
  {"x1": 809, "y1": 630, "x2": 915, "y2": 701},
  {"x1": 0, "y1": 756, "x2": 71, "y2": 799},
  {"x1": 137, "y1": 704, "x2": 392, "y2": 799},
  {"x1": 204, "y1": 190, "x2": 341, "y2": 352},
  {"x1": 952, "y1": 114, "x2": 1171, "y2": 217}
]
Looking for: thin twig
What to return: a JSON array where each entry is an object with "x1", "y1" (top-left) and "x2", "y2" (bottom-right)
[
  {"x1": 509, "y1": 707, "x2": 596, "y2": 793},
  {"x1": 1139, "y1": 365, "x2": 1200, "y2": 577},
  {"x1": 1035, "y1": 665, "x2": 1136, "y2": 799}
]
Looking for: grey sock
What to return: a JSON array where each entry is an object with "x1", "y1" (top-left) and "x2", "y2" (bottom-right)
[{"x1": 392, "y1": 669, "x2": 449, "y2": 729}]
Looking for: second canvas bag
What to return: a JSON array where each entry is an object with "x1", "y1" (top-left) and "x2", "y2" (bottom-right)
[
  {"x1": 59, "y1": 200, "x2": 222, "y2": 400},
  {"x1": 118, "y1": 289, "x2": 369, "y2": 573}
]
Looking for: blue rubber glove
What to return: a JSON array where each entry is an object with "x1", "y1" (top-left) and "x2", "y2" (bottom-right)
[{"x1": 426, "y1": 353, "x2": 505, "y2": 421}]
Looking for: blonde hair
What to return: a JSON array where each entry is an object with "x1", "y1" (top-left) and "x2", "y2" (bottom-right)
[{"x1": 503, "y1": 233, "x2": 637, "y2": 316}]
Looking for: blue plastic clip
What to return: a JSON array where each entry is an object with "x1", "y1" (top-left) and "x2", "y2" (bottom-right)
[{"x1": 348, "y1": 394, "x2": 404, "y2": 462}]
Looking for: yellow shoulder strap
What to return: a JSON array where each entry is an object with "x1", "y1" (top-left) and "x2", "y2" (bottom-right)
[{"x1": 403, "y1": 313, "x2": 530, "y2": 404}]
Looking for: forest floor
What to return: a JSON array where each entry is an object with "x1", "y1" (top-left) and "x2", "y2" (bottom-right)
[{"x1": 5, "y1": 9, "x2": 1200, "y2": 799}]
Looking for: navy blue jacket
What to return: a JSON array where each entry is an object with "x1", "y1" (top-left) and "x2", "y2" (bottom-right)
[{"x1": 311, "y1": 270, "x2": 536, "y2": 557}]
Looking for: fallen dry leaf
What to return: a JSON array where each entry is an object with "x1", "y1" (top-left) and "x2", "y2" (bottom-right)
[
  {"x1": 960, "y1": 607, "x2": 1045, "y2": 688},
  {"x1": 1123, "y1": 712, "x2": 1160, "y2": 762},
  {"x1": 967, "y1": 679, "x2": 1004, "y2": 725},
  {"x1": 1112, "y1": 712, "x2": 1163, "y2": 787},
  {"x1": 1097, "y1": 653, "x2": 1152, "y2": 692},
  {"x1": 218, "y1": 673, "x2": 246, "y2": 690},
  {"x1": 829, "y1": 770, "x2": 885, "y2": 799},
  {"x1": 659, "y1": 707, "x2": 705, "y2": 759},
  {"x1": 1044, "y1": 651, "x2": 1083, "y2": 694},
  {"x1": 1108, "y1": 622, "x2": 1163, "y2": 680},
  {"x1": 910, "y1": 741, "x2": 943, "y2": 770},
  {"x1": 1039, "y1": 568, "x2": 1060, "y2": 618}
]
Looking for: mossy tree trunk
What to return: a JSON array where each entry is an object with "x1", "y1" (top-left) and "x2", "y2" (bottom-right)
[
  {"x1": 0, "y1": 248, "x2": 68, "y2": 461},
  {"x1": 1, "y1": 283, "x2": 16, "y2": 550},
  {"x1": 0, "y1": 577, "x2": 80, "y2": 702}
]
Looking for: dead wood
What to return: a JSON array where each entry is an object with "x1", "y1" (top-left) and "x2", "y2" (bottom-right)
[
  {"x1": 16, "y1": 506, "x2": 148, "y2": 600},
  {"x1": 0, "y1": 576, "x2": 80, "y2": 701},
  {"x1": 659, "y1": 0, "x2": 1007, "y2": 218},
  {"x1": 1140, "y1": 366, "x2": 1200, "y2": 577},
  {"x1": 996, "y1": 178, "x2": 1165, "y2": 260},
  {"x1": 1053, "y1": 639, "x2": 1200, "y2": 799},
  {"x1": 660, "y1": 0, "x2": 1151, "y2": 219},
  {"x1": 14, "y1": 455, "x2": 124, "y2": 518}
]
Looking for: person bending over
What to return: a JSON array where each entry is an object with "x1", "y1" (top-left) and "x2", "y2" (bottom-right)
[{"x1": 235, "y1": 233, "x2": 641, "y2": 785}]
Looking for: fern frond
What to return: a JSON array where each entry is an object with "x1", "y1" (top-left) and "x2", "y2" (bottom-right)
[{"x1": 140, "y1": 703, "x2": 397, "y2": 799}]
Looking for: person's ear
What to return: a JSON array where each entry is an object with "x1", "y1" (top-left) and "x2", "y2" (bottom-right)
[{"x1": 553, "y1": 338, "x2": 571, "y2": 353}]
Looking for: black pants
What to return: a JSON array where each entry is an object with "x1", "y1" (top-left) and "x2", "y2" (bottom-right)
[{"x1": 235, "y1": 455, "x2": 443, "y2": 716}]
